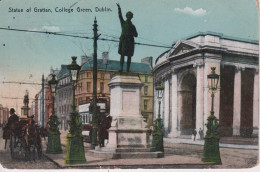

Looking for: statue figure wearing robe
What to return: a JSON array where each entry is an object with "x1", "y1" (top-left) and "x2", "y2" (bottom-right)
[{"x1": 116, "y1": 3, "x2": 138, "y2": 72}]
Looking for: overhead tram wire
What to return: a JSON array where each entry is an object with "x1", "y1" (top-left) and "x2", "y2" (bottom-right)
[
  {"x1": 1, "y1": 96, "x2": 54, "y2": 101},
  {"x1": 0, "y1": 27, "x2": 93, "y2": 40},
  {"x1": 2, "y1": 81, "x2": 42, "y2": 85},
  {"x1": 0, "y1": 27, "x2": 172, "y2": 49}
]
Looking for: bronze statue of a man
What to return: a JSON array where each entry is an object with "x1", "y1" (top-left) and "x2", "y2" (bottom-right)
[{"x1": 117, "y1": 3, "x2": 138, "y2": 72}]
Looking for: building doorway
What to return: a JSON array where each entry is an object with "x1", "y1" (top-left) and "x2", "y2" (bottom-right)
[{"x1": 179, "y1": 73, "x2": 196, "y2": 135}]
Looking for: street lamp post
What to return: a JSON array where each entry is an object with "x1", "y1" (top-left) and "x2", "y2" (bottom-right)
[
  {"x1": 152, "y1": 83, "x2": 164, "y2": 152},
  {"x1": 202, "y1": 67, "x2": 222, "y2": 164},
  {"x1": 65, "y1": 56, "x2": 86, "y2": 164},
  {"x1": 46, "y1": 74, "x2": 62, "y2": 154}
]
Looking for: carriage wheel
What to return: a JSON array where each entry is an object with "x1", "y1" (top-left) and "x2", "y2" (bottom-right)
[
  {"x1": 23, "y1": 146, "x2": 30, "y2": 161},
  {"x1": 21, "y1": 139, "x2": 30, "y2": 161}
]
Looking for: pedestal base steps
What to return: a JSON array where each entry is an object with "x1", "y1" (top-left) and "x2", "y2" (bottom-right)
[{"x1": 87, "y1": 146, "x2": 164, "y2": 159}]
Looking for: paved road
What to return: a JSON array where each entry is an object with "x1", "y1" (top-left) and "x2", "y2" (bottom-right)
[
  {"x1": 0, "y1": 129, "x2": 59, "y2": 169},
  {"x1": 0, "y1": 128, "x2": 258, "y2": 169},
  {"x1": 164, "y1": 142, "x2": 259, "y2": 168}
]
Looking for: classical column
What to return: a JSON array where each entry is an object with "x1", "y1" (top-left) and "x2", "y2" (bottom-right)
[
  {"x1": 196, "y1": 63, "x2": 204, "y2": 139},
  {"x1": 252, "y1": 69, "x2": 259, "y2": 137},
  {"x1": 154, "y1": 85, "x2": 158, "y2": 120},
  {"x1": 203, "y1": 63, "x2": 209, "y2": 135},
  {"x1": 163, "y1": 79, "x2": 170, "y2": 135},
  {"x1": 168, "y1": 71, "x2": 178, "y2": 137},
  {"x1": 233, "y1": 66, "x2": 242, "y2": 136}
]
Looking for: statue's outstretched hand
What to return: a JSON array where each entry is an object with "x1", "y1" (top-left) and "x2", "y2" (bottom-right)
[{"x1": 116, "y1": 3, "x2": 120, "y2": 8}]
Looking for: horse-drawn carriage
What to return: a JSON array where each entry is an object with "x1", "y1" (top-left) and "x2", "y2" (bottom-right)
[{"x1": 3, "y1": 117, "x2": 43, "y2": 161}]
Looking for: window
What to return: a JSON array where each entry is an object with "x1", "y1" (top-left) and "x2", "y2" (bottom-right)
[
  {"x1": 144, "y1": 86, "x2": 148, "y2": 95},
  {"x1": 100, "y1": 82, "x2": 104, "y2": 93},
  {"x1": 82, "y1": 115, "x2": 86, "y2": 124},
  {"x1": 87, "y1": 82, "x2": 91, "y2": 92},
  {"x1": 145, "y1": 76, "x2": 148, "y2": 82},
  {"x1": 87, "y1": 72, "x2": 91, "y2": 78},
  {"x1": 101, "y1": 73, "x2": 105, "y2": 79},
  {"x1": 144, "y1": 100, "x2": 148, "y2": 110},
  {"x1": 79, "y1": 97, "x2": 82, "y2": 104},
  {"x1": 110, "y1": 73, "x2": 114, "y2": 79}
]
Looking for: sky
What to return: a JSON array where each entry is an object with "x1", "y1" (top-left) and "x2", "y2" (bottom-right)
[{"x1": 0, "y1": 0, "x2": 258, "y2": 113}]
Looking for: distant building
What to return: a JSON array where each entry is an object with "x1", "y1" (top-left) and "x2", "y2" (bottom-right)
[
  {"x1": 153, "y1": 32, "x2": 259, "y2": 138},
  {"x1": 32, "y1": 68, "x2": 60, "y2": 127},
  {"x1": 56, "y1": 65, "x2": 73, "y2": 131},
  {"x1": 0, "y1": 104, "x2": 9, "y2": 126},
  {"x1": 45, "y1": 68, "x2": 60, "y2": 127},
  {"x1": 76, "y1": 54, "x2": 154, "y2": 127},
  {"x1": 30, "y1": 100, "x2": 36, "y2": 119}
]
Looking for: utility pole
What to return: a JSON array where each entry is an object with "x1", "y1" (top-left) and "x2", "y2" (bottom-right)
[
  {"x1": 91, "y1": 17, "x2": 99, "y2": 149},
  {"x1": 42, "y1": 74, "x2": 45, "y2": 127}
]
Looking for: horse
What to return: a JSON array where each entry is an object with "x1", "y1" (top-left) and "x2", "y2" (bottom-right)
[{"x1": 23, "y1": 118, "x2": 42, "y2": 160}]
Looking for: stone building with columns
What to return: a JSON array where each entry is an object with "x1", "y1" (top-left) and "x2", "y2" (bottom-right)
[{"x1": 153, "y1": 32, "x2": 259, "y2": 139}]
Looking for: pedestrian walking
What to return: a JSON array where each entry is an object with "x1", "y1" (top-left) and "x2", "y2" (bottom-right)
[
  {"x1": 199, "y1": 128, "x2": 204, "y2": 140},
  {"x1": 192, "y1": 129, "x2": 197, "y2": 141}
]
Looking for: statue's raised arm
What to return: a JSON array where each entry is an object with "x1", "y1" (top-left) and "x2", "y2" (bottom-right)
[{"x1": 116, "y1": 3, "x2": 124, "y2": 24}]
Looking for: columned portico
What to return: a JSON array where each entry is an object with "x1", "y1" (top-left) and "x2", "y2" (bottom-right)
[
  {"x1": 233, "y1": 66, "x2": 242, "y2": 136},
  {"x1": 253, "y1": 69, "x2": 259, "y2": 137},
  {"x1": 153, "y1": 32, "x2": 259, "y2": 139}
]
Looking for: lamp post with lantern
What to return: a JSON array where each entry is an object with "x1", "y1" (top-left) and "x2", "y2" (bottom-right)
[
  {"x1": 152, "y1": 83, "x2": 164, "y2": 152},
  {"x1": 65, "y1": 56, "x2": 86, "y2": 164},
  {"x1": 202, "y1": 67, "x2": 221, "y2": 164},
  {"x1": 46, "y1": 74, "x2": 62, "y2": 154}
]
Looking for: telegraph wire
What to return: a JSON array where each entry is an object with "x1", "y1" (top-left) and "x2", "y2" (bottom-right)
[
  {"x1": 1, "y1": 96, "x2": 52, "y2": 101},
  {"x1": 0, "y1": 27, "x2": 172, "y2": 49},
  {"x1": 2, "y1": 81, "x2": 43, "y2": 85}
]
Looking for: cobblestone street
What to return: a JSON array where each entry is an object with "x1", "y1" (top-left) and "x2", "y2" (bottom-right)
[
  {"x1": 164, "y1": 142, "x2": 259, "y2": 169},
  {"x1": 0, "y1": 129, "x2": 259, "y2": 169},
  {"x1": 0, "y1": 130, "x2": 59, "y2": 169}
]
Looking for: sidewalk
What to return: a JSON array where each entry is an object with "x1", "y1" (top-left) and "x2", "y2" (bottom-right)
[
  {"x1": 164, "y1": 138, "x2": 259, "y2": 150},
  {"x1": 42, "y1": 131, "x2": 214, "y2": 169},
  {"x1": 41, "y1": 131, "x2": 258, "y2": 169}
]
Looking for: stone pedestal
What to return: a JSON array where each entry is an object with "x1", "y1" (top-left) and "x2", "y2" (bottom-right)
[
  {"x1": 65, "y1": 135, "x2": 86, "y2": 164},
  {"x1": 88, "y1": 74, "x2": 163, "y2": 159},
  {"x1": 46, "y1": 133, "x2": 62, "y2": 154}
]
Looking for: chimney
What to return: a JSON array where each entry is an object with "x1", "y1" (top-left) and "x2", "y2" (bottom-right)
[
  {"x1": 141, "y1": 56, "x2": 153, "y2": 68},
  {"x1": 102, "y1": 52, "x2": 109, "y2": 65},
  {"x1": 81, "y1": 55, "x2": 93, "y2": 65}
]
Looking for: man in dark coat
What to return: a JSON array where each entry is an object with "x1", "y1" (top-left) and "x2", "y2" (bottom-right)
[
  {"x1": 3, "y1": 108, "x2": 19, "y2": 149},
  {"x1": 117, "y1": 3, "x2": 138, "y2": 72},
  {"x1": 100, "y1": 114, "x2": 112, "y2": 147},
  {"x1": 7, "y1": 108, "x2": 19, "y2": 130}
]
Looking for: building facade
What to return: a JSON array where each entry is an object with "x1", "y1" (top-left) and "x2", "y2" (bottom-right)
[
  {"x1": 153, "y1": 32, "x2": 259, "y2": 138},
  {"x1": 56, "y1": 65, "x2": 73, "y2": 131},
  {"x1": 0, "y1": 104, "x2": 9, "y2": 126},
  {"x1": 76, "y1": 55, "x2": 154, "y2": 127}
]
